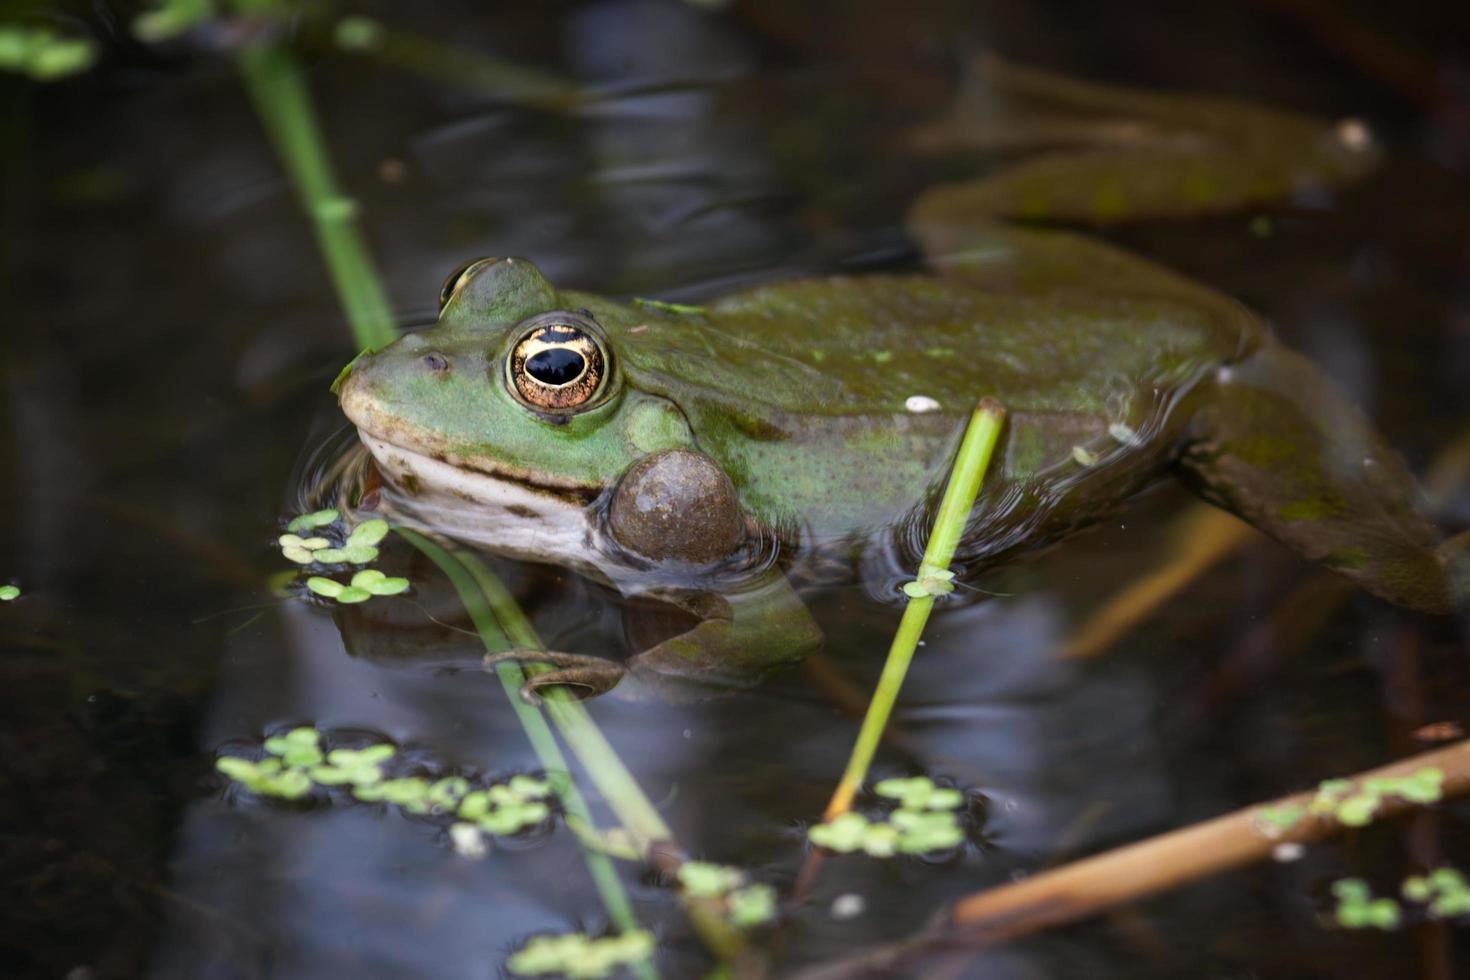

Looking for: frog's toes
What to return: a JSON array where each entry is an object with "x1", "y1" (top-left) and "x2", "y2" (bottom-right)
[{"x1": 482, "y1": 649, "x2": 626, "y2": 703}]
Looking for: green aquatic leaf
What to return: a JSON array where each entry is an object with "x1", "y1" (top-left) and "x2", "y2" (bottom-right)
[
  {"x1": 508, "y1": 774, "x2": 552, "y2": 799},
  {"x1": 901, "y1": 569, "x2": 956, "y2": 599},
  {"x1": 1254, "y1": 803, "x2": 1306, "y2": 834},
  {"x1": 808, "y1": 812, "x2": 869, "y2": 853},
  {"x1": 350, "y1": 569, "x2": 409, "y2": 596},
  {"x1": 458, "y1": 790, "x2": 490, "y2": 821},
  {"x1": 306, "y1": 576, "x2": 344, "y2": 598},
  {"x1": 859, "y1": 822, "x2": 900, "y2": 857},
  {"x1": 728, "y1": 884, "x2": 777, "y2": 928},
  {"x1": 333, "y1": 16, "x2": 384, "y2": 51},
  {"x1": 282, "y1": 545, "x2": 314, "y2": 565},
  {"x1": 507, "y1": 930, "x2": 655, "y2": 979},
  {"x1": 347, "y1": 519, "x2": 390, "y2": 547},
  {"x1": 0, "y1": 585, "x2": 19, "y2": 601},
  {"x1": 287, "y1": 509, "x2": 339, "y2": 533},
  {"x1": 677, "y1": 861, "x2": 745, "y2": 898},
  {"x1": 335, "y1": 586, "x2": 372, "y2": 604}
]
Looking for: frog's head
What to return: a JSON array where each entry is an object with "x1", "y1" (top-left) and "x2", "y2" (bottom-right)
[{"x1": 337, "y1": 257, "x2": 741, "y2": 567}]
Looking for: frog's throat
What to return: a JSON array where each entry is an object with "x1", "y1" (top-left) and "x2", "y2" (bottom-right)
[{"x1": 357, "y1": 433, "x2": 604, "y2": 568}]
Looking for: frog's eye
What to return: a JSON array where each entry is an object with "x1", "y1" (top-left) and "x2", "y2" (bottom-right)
[
  {"x1": 506, "y1": 313, "x2": 610, "y2": 414},
  {"x1": 439, "y1": 257, "x2": 502, "y2": 310}
]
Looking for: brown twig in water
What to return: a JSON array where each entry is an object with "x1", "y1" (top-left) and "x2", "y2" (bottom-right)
[{"x1": 795, "y1": 740, "x2": 1470, "y2": 979}]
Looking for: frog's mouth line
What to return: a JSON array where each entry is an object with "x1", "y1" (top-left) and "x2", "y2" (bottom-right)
[
  {"x1": 340, "y1": 388, "x2": 600, "y2": 500},
  {"x1": 355, "y1": 432, "x2": 607, "y2": 568}
]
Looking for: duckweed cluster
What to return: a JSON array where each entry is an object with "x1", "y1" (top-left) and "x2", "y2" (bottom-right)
[
  {"x1": 0, "y1": 26, "x2": 96, "y2": 80},
  {"x1": 507, "y1": 930, "x2": 655, "y2": 979},
  {"x1": 808, "y1": 776, "x2": 968, "y2": 857},
  {"x1": 1331, "y1": 868, "x2": 1470, "y2": 931},
  {"x1": 676, "y1": 861, "x2": 778, "y2": 929},
  {"x1": 279, "y1": 512, "x2": 409, "y2": 605},
  {"x1": 280, "y1": 511, "x2": 389, "y2": 565},
  {"x1": 0, "y1": 585, "x2": 19, "y2": 601},
  {"x1": 1254, "y1": 767, "x2": 1444, "y2": 836},
  {"x1": 307, "y1": 569, "x2": 409, "y2": 604},
  {"x1": 1331, "y1": 879, "x2": 1401, "y2": 930},
  {"x1": 901, "y1": 568, "x2": 956, "y2": 599},
  {"x1": 215, "y1": 728, "x2": 554, "y2": 848}
]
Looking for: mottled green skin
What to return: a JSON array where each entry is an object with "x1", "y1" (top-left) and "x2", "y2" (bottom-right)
[{"x1": 343, "y1": 256, "x2": 1248, "y2": 549}]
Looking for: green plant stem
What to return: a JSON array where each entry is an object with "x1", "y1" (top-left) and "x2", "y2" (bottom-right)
[
  {"x1": 344, "y1": 26, "x2": 580, "y2": 112},
  {"x1": 823, "y1": 400, "x2": 1006, "y2": 821},
  {"x1": 399, "y1": 529, "x2": 745, "y2": 963},
  {"x1": 395, "y1": 529, "x2": 658, "y2": 979},
  {"x1": 236, "y1": 40, "x2": 397, "y2": 352}
]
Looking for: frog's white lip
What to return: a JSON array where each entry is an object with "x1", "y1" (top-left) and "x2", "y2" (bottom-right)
[
  {"x1": 357, "y1": 432, "x2": 607, "y2": 568},
  {"x1": 339, "y1": 385, "x2": 599, "y2": 496}
]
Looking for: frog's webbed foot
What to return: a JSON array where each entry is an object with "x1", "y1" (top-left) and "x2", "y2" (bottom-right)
[{"x1": 482, "y1": 649, "x2": 626, "y2": 705}]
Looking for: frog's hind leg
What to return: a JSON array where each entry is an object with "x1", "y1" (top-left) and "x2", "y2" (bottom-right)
[{"x1": 1176, "y1": 340, "x2": 1457, "y2": 613}]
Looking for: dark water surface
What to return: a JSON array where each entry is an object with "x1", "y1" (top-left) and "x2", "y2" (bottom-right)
[{"x1": 4, "y1": 1, "x2": 1470, "y2": 977}]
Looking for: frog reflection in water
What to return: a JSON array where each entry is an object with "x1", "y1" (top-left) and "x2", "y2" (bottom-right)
[{"x1": 337, "y1": 60, "x2": 1462, "y2": 701}]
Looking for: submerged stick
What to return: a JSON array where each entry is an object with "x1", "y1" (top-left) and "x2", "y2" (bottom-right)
[
  {"x1": 798, "y1": 740, "x2": 1470, "y2": 978},
  {"x1": 821, "y1": 399, "x2": 1006, "y2": 821},
  {"x1": 1061, "y1": 505, "x2": 1257, "y2": 660}
]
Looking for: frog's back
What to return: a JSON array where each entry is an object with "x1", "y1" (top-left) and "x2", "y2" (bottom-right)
[{"x1": 604, "y1": 270, "x2": 1261, "y2": 550}]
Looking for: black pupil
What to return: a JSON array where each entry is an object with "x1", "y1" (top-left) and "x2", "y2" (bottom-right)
[{"x1": 526, "y1": 347, "x2": 586, "y2": 386}]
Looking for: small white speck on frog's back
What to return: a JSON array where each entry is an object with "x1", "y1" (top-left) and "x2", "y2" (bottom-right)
[{"x1": 905, "y1": 395, "x2": 941, "y2": 413}]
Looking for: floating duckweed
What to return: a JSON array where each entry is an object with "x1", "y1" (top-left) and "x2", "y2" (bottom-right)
[
  {"x1": 809, "y1": 812, "x2": 871, "y2": 853},
  {"x1": 1331, "y1": 878, "x2": 1401, "y2": 930},
  {"x1": 334, "y1": 15, "x2": 384, "y2": 51},
  {"x1": 507, "y1": 930, "x2": 655, "y2": 979},
  {"x1": 901, "y1": 568, "x2": 955, "y2": 599},
  {"x1": 1071, "y1": 445, "x2": 1100, "y2": 467},
  {"x1": 678, "y1": 861, "x2": 746, "y2": 898},
  {"x1": 675, "y1": 862, "x2": 778, "y2": 928},
  {"x1": 1403, "y1": 867, "x2": 1470, "y2": 918},
  {"x1": 264, "y1": 727, "x2": 325, "y2": 768},
  {"x1": 728, "y1": 884, "x2": 778, "y2": 929},
  {"x1": 810, "y1": 777, "x2": 971, "y2": 857},
  {"x1": 216, "y1": 731, "x2": 553, "y2": 846},
  {"x1": 890, "y1": 809, "x2": 967, "y2": 852},
  {"x1": 0, "y1": 585, "x2": 19, "y2": 601},
  {"x1": 0, "y1": 27, "x2": 96, "y2": 80},
  {"x1": 873, "y1": 350, "x2": 893, "y2": 364},
  {"x1": 287, "y1": 509, "x2": 339, "y2": 533},
  {"x1": 348, "y1": 519, "x2": 390, "y2": 547},
  {"x1": 306, "y1": 570, "x2": 409, "y2": 605},
  {"x1": 874, "y1": 776, "x2": 964, "y2": 811},
  {"x1": 1253, "y1": 803, "x2": 1306, "y2": 836},
  {"x1": 132, "y1": 0, "x2": 213, "y2": 43}
]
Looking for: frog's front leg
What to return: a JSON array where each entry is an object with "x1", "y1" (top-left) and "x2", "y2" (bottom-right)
[
  {"x1": 483, "y1": 649, "x2": 627, "y2": 704},
  {"x1": 1176, "y1": 340, "x2": 1458, "y2": 613},
  {"x1": 484, "y1": 568, "x2": 822, "y2": 703}
]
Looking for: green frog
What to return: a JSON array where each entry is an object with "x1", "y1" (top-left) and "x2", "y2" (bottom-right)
[{"x1": 336, "y1": 58, "x2": 1460, "y2": 700}]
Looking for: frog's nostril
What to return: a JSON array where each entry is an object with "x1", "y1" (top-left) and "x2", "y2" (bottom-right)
[{"x1": 421, "y1": 353, "x2": 451, "y2": 376}]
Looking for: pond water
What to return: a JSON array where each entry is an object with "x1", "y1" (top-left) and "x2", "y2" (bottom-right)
[{"x1": 4, "y1": 1, "x2": 1470, "y2": 978}]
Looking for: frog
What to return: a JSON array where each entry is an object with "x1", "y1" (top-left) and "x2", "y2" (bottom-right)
[{"x1": 335, "y1": 57, "x2": 1462, "y2": 701}]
